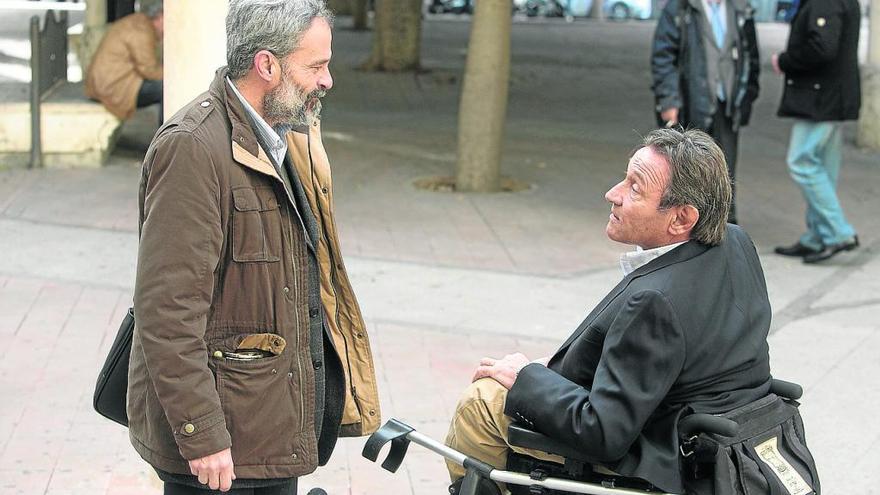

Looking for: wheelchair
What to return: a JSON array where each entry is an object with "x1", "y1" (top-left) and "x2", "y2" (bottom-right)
[{"x1": 363, "y1": 379, "x2": 815, "y2": 495}]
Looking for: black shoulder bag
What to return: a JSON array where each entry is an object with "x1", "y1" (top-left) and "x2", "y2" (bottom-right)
[
  {"x1": 93, "y1": 307, "x2": 134, "y2": 427},
  {"x1": 681, "y1": 393, "x2": 821, "y2": 495}
]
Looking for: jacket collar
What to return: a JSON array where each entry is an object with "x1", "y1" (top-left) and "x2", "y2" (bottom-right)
[{"x1": 209, "y1": 67, "x2": 282, "y2": 180}]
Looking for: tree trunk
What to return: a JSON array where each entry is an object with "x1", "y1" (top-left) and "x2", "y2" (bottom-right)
[
  {"x1": 590, "y1": 0, "x2": 605, "y2": 20},
  {"x1": 455, "y1": 0, "x2": 512, "y2": 192},
  {"x1": 362, "y1": 0, "x2": 422, "y2": 71},
  {"x1": 352, "y1": 0, "x2": 369, "y2": 30},
  {"x1": 857, "y1": 0, "x2": 880, "y2": 151},
  {"x1": 327, "y1": 0, "x2": 352, "y2": 15}
]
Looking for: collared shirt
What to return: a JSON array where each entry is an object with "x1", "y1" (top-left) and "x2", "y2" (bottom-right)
[
  {"x1": 619, "y1": 241, "x2": 687, "y2": 277},
  {"x1": 702, "y1": 0, "x2": 728, "y2": 100},
  {"x1": 701, "y1": 0, "x2": 727, "y2": 36},
  {"x1": 226, "y1": 77, "x2": 289, "y2": 167}
]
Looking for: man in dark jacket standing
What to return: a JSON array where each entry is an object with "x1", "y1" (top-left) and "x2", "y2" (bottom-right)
[
  {"x1": 129, "y1": 1, "x2": 381, "y2": 493},
  {"x1": 771, "y1": 0, "x2": 861, "y2": 263},
  {"x1": 651, "y1": 0, "x2": 760, "y2": 224}
]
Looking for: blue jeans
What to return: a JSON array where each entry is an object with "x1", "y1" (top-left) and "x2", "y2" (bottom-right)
[{"x1": 786, "y1": 120, "x2": 856, "y2": 249}]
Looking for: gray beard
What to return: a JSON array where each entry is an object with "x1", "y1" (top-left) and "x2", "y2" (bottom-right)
[{"x1": 263, "y1": 79, "x2": 324, "y2": 127}]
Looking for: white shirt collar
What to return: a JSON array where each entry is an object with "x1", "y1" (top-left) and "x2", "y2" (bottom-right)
[
  {"x1": 619, "y1": 241, "x2": 688, "y2": 277},
  {"x1": 225, "y1": 77, "x2": 288, "y2": 166}
]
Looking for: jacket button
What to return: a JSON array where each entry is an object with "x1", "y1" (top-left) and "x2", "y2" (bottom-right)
[
  {"x1": 183, "y1": 423, "x2": 195, "y2": 435},
  {"x1": 369, "y1": 409, "x2": 376, "y2": 416},
  {"x1": 282, "y1": 286, "x2": 290, "y2": 295},
  {"x1": 291, "y1": 453, "x2": 298, "y2": 459},
  {"x1": 213, "y1": 350, "x2": 223, "y2": 359},
  {"x1": 813, "y1": 83, "x2": 821, "y2": 90},
  {"x1": 321, "y1": 187, "x2": 328, "y2": 194},
  {"x1": 309, "y1": 308, "x2": 319, "y2": 318},
  {"x1": 314, "y1": 360, "x2": 322, "y2": 369},
  {"x1": 287, "y1": 372, "x2": 294, "y2": 378},
  {"x1": 200, "y1": 101, "x2": 210, "y2": 107}
]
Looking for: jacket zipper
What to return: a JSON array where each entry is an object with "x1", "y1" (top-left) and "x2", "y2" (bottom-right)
[
  {"x1": 326, "y1": 214, "x2": 364, "y2": 420},
  {"x1": 307, "y1": 160, "x2": 362, "y2": 422}
]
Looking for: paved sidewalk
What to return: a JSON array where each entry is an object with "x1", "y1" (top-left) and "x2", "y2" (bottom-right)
[{"x1": 1, "y1": 15, "x2": 879, "y2": 495}]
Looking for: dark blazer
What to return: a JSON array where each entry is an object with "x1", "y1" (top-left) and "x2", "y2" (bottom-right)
[
  {"x1": 505, "y1": 225, "x2": 772, "y2": 493},
  {"x1": 777, "y1": 0, "x2": 861, "y2": 121},
  {"x1": 651, "y1": 0, "x2": 761, "y2": 130}
]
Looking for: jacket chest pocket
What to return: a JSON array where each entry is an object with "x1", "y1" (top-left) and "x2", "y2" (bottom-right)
[{"x1": 231, "y1": 187, "x2": 282, "y2": 263}]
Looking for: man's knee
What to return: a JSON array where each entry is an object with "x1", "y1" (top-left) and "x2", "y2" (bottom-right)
[{"x1": 456, "y1": 378, "x2": 507, "y2": 408}]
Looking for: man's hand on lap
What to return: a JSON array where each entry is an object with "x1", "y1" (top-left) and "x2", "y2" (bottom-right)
[{"x1": 472, "y1": 353, "x2": 534, "y2": 389}]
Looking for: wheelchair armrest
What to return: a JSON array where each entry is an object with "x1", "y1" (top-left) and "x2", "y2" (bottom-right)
[
  {"x1": 770, "y1": 378, "x2": 803, "y2": 400},
  {"x1": 507, "y1": 422, "x2": 591, "y2": 462},
  {"x1": 679, "y1": 413, "x2": 739, "y2": 438}
]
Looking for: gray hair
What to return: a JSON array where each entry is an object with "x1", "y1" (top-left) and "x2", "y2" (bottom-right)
[
  {"x1": 141, "y1": 1, "x2": 163, "y2": 18},
  {"x1": 226, "y1": 0, "x2": 334, "y2": 81},
  {"x1": 643, "y1": 128, "x2": 732, "y2": 246}
]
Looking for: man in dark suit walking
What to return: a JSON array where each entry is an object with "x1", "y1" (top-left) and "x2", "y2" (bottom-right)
[
  {"x1": 651, "y1": 0, "x2": 761, "y2": 224},
  {"x1": 771, "y1": 0, "x2": 861, "y2": 263},
  {"x1": 445, "y1": 128, "x2": 772, "y2": 494}
]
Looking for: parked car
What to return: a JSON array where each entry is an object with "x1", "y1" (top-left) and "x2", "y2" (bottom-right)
[
  {"x1": 427, "y1": 0, "x2": 473, "y2": 14},
  {"x1": 520, "y1": 0, "x2": 652, "y2": 20},
  {"x1": 604, "y1": 0, "x2": 652, "y2": 19}
]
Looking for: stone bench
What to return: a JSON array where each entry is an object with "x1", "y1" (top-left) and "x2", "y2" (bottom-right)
[{"x1": 0, "y1": 81, "x2": 122, "y2": 168}]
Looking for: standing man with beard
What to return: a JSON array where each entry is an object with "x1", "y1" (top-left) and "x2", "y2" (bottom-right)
[{"x1": 128, "y1": 1, "x2": 381, "y2": 494}]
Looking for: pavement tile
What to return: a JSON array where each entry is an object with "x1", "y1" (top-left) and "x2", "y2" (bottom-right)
[
  {"x1": 0, "y1": 276, "x2": 42, "y2": 336},
  {"x1": 104, "y1": 470, "x2": 163, "y2": 495},
  {"x1": 45, "y1": 464, "x2": 112, "y2": 495},
  {"x1": 14, "y1": 282, "x2": 83, "y2": 341},
  {"x1": 0, "y1": 468, "x2": 52, "y2": 495}
]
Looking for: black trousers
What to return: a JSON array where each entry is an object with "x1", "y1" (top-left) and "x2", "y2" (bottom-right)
[
  {"x1": 137, "y1": 79, "x2": 163, "y2": 124},
  {"x1": 709, "y1": 104, "x2": 739, "y2": 224},
  {"x1": 163, "y1": 479, "x2": 297, "y2": 495}
]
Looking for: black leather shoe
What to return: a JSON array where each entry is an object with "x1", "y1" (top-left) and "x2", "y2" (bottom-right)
[
  {"x1": 803, "y1": 236, "x2": 859, "y2": 264},
  {"x1": 774, "y1": 241, "x2": 823, "y2": 257}
]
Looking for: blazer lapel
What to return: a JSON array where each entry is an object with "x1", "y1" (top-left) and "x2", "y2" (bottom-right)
[
  {"x1": 551, "y1": 240, "x2": 709, "y2": 358},
  {"x1": 722, "y1": 0, "x2": 737, "y2": 52}
]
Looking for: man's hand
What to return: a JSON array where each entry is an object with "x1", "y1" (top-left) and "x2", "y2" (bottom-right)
[
  {"x1": 189, "y1": 448, "x2": 235, "y2": 492},
  {"x1": 472, "y1": 353, "x2": 533, "y2": 389},
  {"x1": 771, "y1": 53, "x2": 782, "y2": 75},
  {"x1": 660, "y1": 107, "x2": 679, "y2": 127}
]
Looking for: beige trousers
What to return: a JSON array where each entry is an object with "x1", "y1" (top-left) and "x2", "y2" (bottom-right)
[{"x1": 444, "y1": 378, "x2": 565, "y2": 488}]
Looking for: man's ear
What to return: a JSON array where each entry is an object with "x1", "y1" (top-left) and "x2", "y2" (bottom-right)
[
  {"x1": 253, "y1": 50, "x2": 276, "y2": 83},
  {"x1": 669, "y1": 204, "x2": 699, "y2": 236}
]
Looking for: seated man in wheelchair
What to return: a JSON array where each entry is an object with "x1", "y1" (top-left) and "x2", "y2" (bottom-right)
[{"x1": 445, "y1": 128, "x2": 795, "y2": 494}]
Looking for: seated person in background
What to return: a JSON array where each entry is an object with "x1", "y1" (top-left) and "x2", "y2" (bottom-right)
[
  {"x1": 85, "y1": 3, "x2": 163, "y2": 122},
  {"x1": 445, "y1": 128, "x2": 772, "y2": 494}
]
